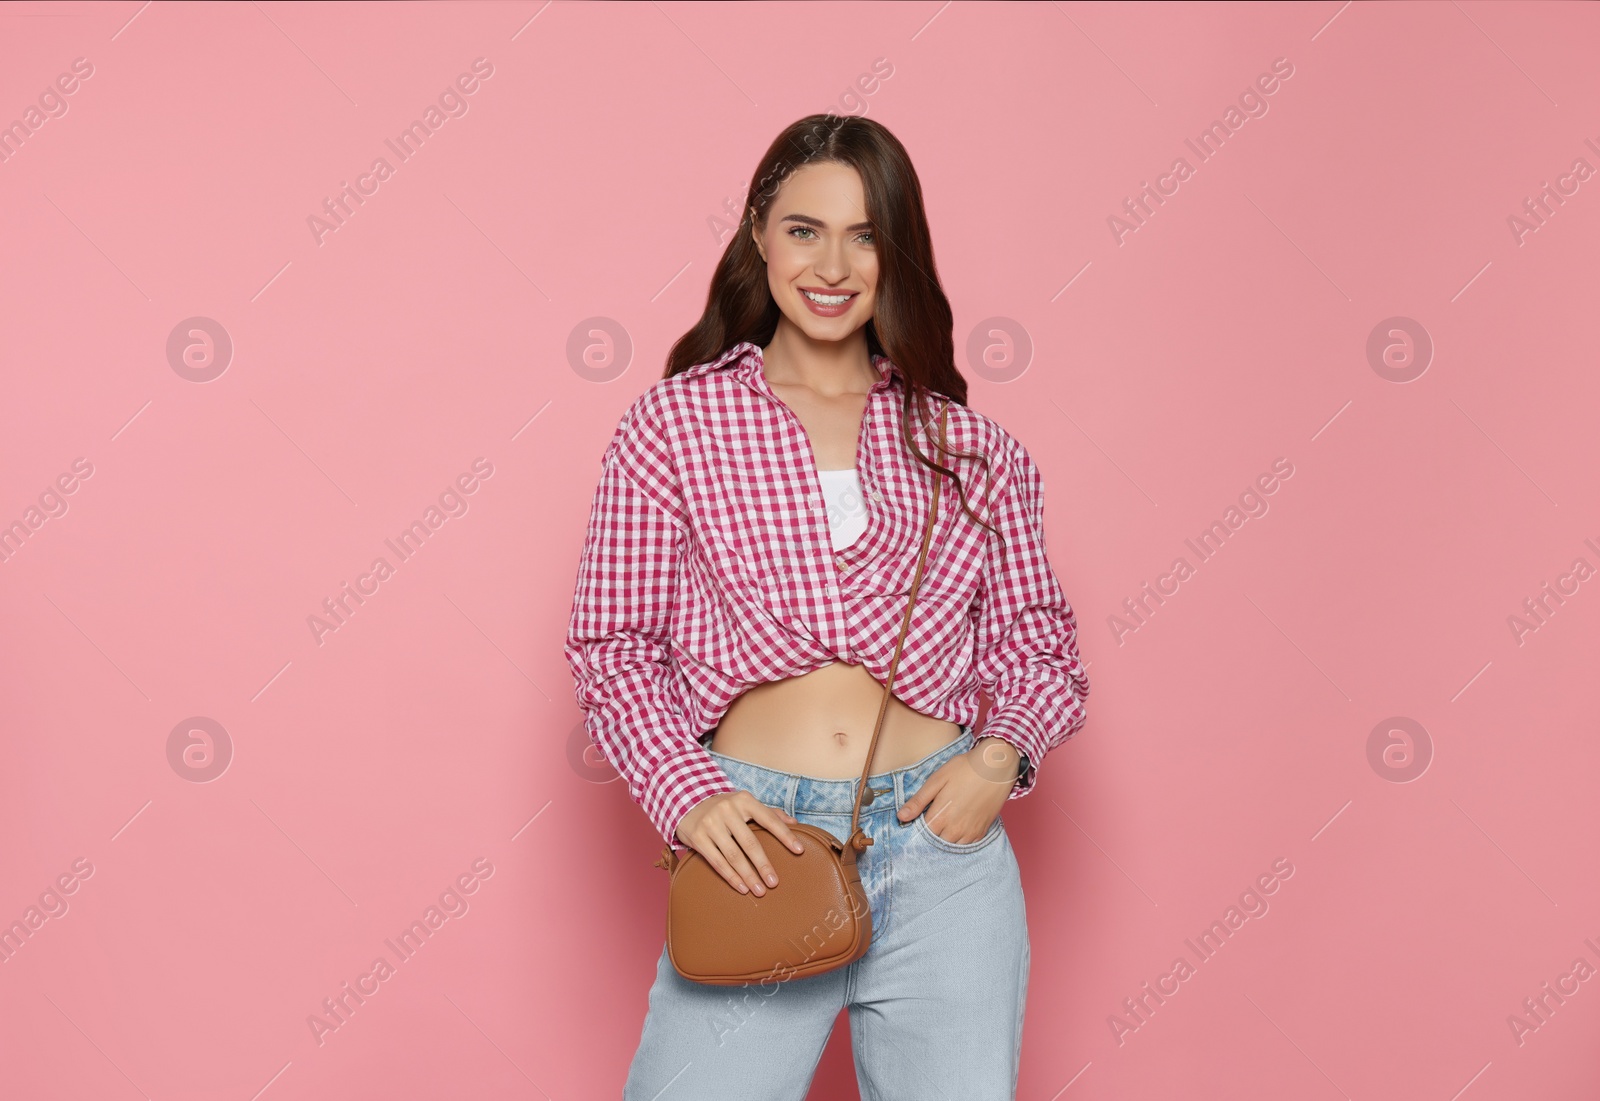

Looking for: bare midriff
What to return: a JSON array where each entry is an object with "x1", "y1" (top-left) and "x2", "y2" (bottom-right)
[{"x1": 707, "y1": 660, "x2": 962, "y2": 778}]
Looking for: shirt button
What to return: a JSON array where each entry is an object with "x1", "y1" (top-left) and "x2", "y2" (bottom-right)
[{"x1": 870, "y1": 488, "x2": 884, "y2": 503}]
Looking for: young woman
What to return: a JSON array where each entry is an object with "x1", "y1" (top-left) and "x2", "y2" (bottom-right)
[{"x1": 564, "y1": 114, "x2": 1090, "y2": 1100}]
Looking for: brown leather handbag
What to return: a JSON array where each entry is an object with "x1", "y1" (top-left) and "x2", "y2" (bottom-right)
[{"x1": 652, "y1": 403, "x2": 949, "y2": 986}]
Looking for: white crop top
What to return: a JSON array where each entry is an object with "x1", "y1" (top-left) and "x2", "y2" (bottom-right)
[{"x1": 817, "y1": 466, "x2": 868, "y2": 551}]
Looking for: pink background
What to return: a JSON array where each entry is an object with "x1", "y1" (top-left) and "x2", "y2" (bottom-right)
[{"x1": 3, "y1": 1, "x2": 1598, "y2": 1098}]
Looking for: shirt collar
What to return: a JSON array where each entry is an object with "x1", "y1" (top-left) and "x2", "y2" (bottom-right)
[{"x1": 680, "y1": 341, "x2": 903, "y2": 394}]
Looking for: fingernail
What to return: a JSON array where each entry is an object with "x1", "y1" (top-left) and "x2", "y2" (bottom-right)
[{"x1": 766, "y1": 872, "x2": 778, "y2": 886}]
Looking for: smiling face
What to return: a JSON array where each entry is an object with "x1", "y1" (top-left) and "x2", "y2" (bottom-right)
[{"x1": 751, "y1": 160, "x2": 879, "y2": 344}]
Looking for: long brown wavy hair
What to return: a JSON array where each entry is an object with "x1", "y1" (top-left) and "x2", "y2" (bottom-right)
[{"x1": 664, "y1": 113, "x2": 1001, "y2": 543}]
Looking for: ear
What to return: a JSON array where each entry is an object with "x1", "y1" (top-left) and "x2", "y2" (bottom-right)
[{"x1": 750, "y1": 206, "x2": 765, "y2": 262}]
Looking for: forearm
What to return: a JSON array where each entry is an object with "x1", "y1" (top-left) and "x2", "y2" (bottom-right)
[
  {"x1": 970, "y1": 436, "x2": 1090, "y2": 797},
  {"x1": 569, "y1": 662, "x2": 736, "y2": 846},
  {"x1": 565, "y1": 409, "x2": 735, "y2": 848}
]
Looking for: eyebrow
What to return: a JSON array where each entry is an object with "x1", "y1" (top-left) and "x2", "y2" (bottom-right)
[{"x1": 779, "y1": 214, "x2": 874, "y2": 232}]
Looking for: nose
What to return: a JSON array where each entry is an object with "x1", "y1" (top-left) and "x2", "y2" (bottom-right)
[{"x1": 813, "y1": 241, "x2": 850, "y2": 281}]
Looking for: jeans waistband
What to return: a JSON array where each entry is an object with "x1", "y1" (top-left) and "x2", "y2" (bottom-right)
[{"x1": 706, "y1": 724, "x2": 975, "y2": 817}]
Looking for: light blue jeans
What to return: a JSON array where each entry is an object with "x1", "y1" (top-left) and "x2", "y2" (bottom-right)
[{"x1": 623, "y1": 726, "x2": 1030, "y2": 1101}]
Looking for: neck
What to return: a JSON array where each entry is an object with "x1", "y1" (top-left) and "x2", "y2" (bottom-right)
[{"x1": 761, "y1": 322, "x2": 877, "y2": 398}]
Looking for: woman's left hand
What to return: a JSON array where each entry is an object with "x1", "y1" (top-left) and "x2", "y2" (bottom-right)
[{"x1": 897, "y1": 738, "x2": 1019, "y2": 844}]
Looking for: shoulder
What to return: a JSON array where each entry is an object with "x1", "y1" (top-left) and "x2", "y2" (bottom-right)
[
  {"x1": 607, "y1": 350, "x2": 750, "y2": 450},
  {"x1": 596, "y1": 353, "x2": 750, "y2": 505},
  {"x1": 940, "y1": 400, "x2": 1016, "y2": 454},
  {"x1": 592, "y1": 378, "x2": 701, "y2": 515},
  {"x1": 938, "y1": 399, "x2": 1033, "y2": 493}
]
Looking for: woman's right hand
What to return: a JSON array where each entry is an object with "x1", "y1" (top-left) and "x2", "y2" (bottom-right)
[{"x1": 675, "y1": 791, "x2": 806, "y2": 897}]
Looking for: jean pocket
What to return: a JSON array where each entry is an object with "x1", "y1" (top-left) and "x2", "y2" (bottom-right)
[{"x1": 913, "y1": 812, "x2": 1003, "y2": 854}]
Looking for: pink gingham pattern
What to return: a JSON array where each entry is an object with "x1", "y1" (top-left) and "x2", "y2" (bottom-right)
[{"x1": 563, "y1": 341, "x2": 1089, "y2": 847}]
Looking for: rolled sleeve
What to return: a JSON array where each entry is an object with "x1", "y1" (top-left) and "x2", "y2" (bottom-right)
[
  {"x1": 971, "y1": 436, "x2": 1090, "y2": 798},
  {"x1": 563, "y1": 400, "x2": 735, "y2": 847}
]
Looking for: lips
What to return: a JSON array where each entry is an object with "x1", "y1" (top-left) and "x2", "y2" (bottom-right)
[{"x1": 798, "y1": 288, "x2": 860, "y2": 318}]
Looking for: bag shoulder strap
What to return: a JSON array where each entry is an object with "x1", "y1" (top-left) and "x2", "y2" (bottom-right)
[{"x1": 846, "y1": 400, "x2": 948, "y2": 853}]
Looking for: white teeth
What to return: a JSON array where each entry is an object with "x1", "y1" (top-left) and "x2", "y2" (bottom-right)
[{"x1": 803, "y1": 290, "x2": 853, "y2": 305}]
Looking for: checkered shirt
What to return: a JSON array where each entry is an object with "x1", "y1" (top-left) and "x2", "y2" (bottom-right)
[{"x1": 564, "y1": 341, "x2": 1089, "y2": 848}]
